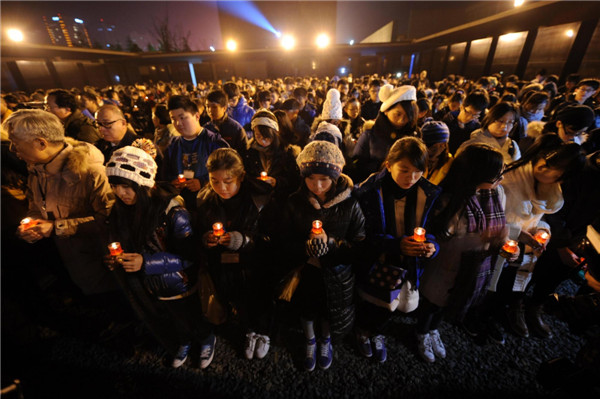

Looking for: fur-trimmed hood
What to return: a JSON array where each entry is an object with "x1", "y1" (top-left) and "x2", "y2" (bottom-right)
[
  {"x1": 308, "y1": 173, "x2": 354, "y2": 210},
  {"x1": 29, "y1": 139, "x2": 104, "y2": 183}
]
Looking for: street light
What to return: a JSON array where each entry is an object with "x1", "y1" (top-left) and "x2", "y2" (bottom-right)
[
  {"x1": 7, "y1": 28, "x2": 24, "y2": 42},
  {"x1": 226, "y1": 39, "x2": 237, "y2": 52},
  {"x1": 281, "y1": 34, "x2": 295, "y2": 50},
  {"x1": 315, "y1": 33, "x2": 330, "y2": 49}
]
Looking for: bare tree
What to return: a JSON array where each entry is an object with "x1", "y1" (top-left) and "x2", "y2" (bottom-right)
[{"x1": 150, "y1": 13, "x2": 178, "y2": 52}]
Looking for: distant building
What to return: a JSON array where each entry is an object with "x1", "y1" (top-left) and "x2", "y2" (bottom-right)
[{"x1": 42, "y1": 14, "x2": 92, "y2": 48}]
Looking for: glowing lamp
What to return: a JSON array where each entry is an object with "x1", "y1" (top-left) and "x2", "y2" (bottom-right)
[
  {"x1": 502, "y1": 240, "x2": 519, "y2": 254},
  {"x1": 108, "y1": 242, "x2": 123, "y2": 256},
  {"x1": 413, "y1": 227, "x2": 426, "y2": 243},
  {"x1": 7, "y1": 29, "x2": 24, "y2": 42},
  {"x1": 177, "y1": 174, "x2": 186, "y2": 183},
  {"x1": 226, "y1": 39, "x2": 237, "y2": 52},
  {"x1": 534, "y1": 231, "x2": 550, "y2": 245},
  {"x1": 312, "y1": 220, "x2": 323, "y2": 235},
  {"x1": 281, "y1": 35, "x2": 295, "y2": 50},
  {"x1": 20, "y1": 217, "x2": 38, "y2": 230},
  {"x1": 213, "y1": 222, "x2": 225, "y2": 237},
  {"x1": 316, "y1": 33, "x2": 330, "y2": 49}
]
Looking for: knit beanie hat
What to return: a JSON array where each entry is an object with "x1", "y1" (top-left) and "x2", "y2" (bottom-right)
[
  {"x1": 106, "y1": 146, "x2": 157, "y2": 188},
  {"x1": 310, "y1": 121, "x2": 343, "y2": 147},
  {"x1": 379, "y1": 84, "x2": 417, "y2": 113},
  {"x1": 421, "y1": 121, "x2": 450, "y2": 146},
  {"x1": 320, "y1": 89, "x2": 343, "y2": 120},
  {"x1": 132, "y1": 138, "x2": 158, "y2": 159},
  {"x1": 296, "y1": 140, "x2": 345, "y2": 179}
]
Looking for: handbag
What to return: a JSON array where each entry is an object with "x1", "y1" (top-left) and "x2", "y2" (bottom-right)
[
  {"x1": 198, "y1": 270, "x2": 227, "y2": 325},
  {"x1": 277, "y1": 265, "x2": 303, "y2": 302},
  {"x1": 368, "y1": 263, "x2": 407, "y2": 290},
  {"x1": 395, "y1": 280, "x2": 419, "y2": 313}
]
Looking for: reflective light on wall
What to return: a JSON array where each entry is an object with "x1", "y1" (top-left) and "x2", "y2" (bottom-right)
[
  {"x1": 7, "y1": 28, "x2": 24, "y2": 42},
  {"x1": 315, "y1": 33, "x2": 330, "y2": 49},
  {"x1": 226, "y1": 39, "x2": 237, "y2": 52},
  {"x1": 565, "y1": 29, "x2": 574, "y2": 37},
  {"x1": 349, "y1": 39, "x2": 355, "y2": 46},
  {"x1": 514, "y1": 0, "x2": 525, "y2": 7},
  {"x1": 499, "y1": 32, "x2": 522, "y2": 42},
  {"x1": 281, "y1": 35, "x2": 295, "y2": 50}
]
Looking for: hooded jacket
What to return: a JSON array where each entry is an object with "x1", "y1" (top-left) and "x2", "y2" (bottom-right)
[{"x1": 227, "y1": 96, "x2": 256, "y2": 131}]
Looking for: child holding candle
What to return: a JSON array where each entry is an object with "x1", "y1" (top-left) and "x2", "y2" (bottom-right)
[
  {"x1": 197, "y1": 148, "x2": 277, "y2": 361},
  {"x1": 491, "y1": 134, "x2": 585, "y2": 339},
  {"x1": 353, "y1": 136, "x2": 439, "y2": 363},
  {"x1": 242, "y1": 109, "x2": 301, "y2": 202},
  {"x1": 418, "y1": 144, "x2": 514, "y2": 361},
  {"x1": 282, "y1": 140, "x2": 365, "y2": 371},
  {"x1": 105, "y1": 146, "x2": 216, "y2": 369}
]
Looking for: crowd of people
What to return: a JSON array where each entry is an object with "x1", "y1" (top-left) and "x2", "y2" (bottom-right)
[{"x1": 2, "y1": 70, "x2": 599, "y2": 379}]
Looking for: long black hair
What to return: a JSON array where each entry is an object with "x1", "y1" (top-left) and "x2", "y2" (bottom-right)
[
  {"x1": 432, "y1": 144, "x2": 504, "y2": 239},
  {"x1": 108, "y1": 176, "x2": 178, "y2": 253}
]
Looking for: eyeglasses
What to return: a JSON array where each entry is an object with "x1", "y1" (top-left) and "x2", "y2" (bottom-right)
[
  {"x1": 494, "y1": 119, "x2": 515, "y2": 127},
  {"x1": 96, "y1": 119, "x2": 123, "y2": 128}
]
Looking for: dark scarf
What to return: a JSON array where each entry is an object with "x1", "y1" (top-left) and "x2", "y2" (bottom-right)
[{"x1": 464, "y1": 188, "x2": 505, "y2": 235}]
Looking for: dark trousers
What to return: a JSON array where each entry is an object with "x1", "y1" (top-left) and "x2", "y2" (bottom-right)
[
  {"x1": 416, "y1": 296, "x2": 445, "y2": 334},
  {"x1": 162, "y1": 294, "x2": 212, "y2": 345},
  {"x1": 530, "y1": 247, "x2": 575, "y2": 306},
  {"x1": 355, "y1": 300, "x2": 393, "y2": 335}
]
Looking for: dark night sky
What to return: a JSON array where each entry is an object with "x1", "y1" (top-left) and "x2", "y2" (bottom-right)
[{"x1": 1, "y1": 1, "x2": 512, "y2": 51}]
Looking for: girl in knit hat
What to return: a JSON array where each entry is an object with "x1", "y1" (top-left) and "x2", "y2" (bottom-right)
[
  {"x1": 422, "y1": 121, "x2": 453, "y2": 185},
  {"x1": 282, "y1": 140, "x2": 365, "y2": 371},
  {"x1": 105, "y1": 145, "x2": 216, "y2": 370},
  {"x1": 352, "y1": 84, "x2": 419, "y2": 182},
  {"x1": 242, "y1": 109, "x2": 301, "y2": 201},
  {"x1": 353, "y1": 137, "x2": 440, "y2": 363},
  {"x1": 197, "y1": 148, "x2": 278, "y2": 361}
]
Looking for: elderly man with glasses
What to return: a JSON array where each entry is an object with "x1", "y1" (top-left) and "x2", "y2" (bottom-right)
[{"x1": 94, "y1": 104, "x2": 138, "y2": 165}]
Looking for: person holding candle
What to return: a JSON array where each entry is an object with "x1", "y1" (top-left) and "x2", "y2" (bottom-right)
[
  {"x1": 105, "y1": 145, "x2": 215, "y2": 369},
  {"x1": 241, "y1": 109, "x2": 301, "y2": 202},
  {"x1": 491, "y1": 134, "x2": 585, "y2": 339},
  {"x1": 353, "y1": 136, "x2": 440, "y2": 363},
  {"x1": 197, "y1": 148, "x2": 277, "y2": 361},
  {"x1": 418, "y1": 144, "x2": 515, "y2": 361},
  {"x1": 282, "y1": 140, "x2": 365, "y2": 371}
]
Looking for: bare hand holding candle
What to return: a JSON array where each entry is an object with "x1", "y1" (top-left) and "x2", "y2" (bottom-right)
[
  {"x1": 177, "y1": 174, "x2": 186, "y2": 184},
  {"x1": 259, "y1": 171, "x2": 268, "y2": 181},
  {"x1": 500, "y1": 239, "x2": 519, "y2": 260},
  {"x1": 20, "y1": 217, "x2": 39, "y2": 230}
]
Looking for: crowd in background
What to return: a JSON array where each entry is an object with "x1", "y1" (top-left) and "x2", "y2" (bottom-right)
[{"x1": 2, "y1": 69, "x2": 599, "y2": 384}]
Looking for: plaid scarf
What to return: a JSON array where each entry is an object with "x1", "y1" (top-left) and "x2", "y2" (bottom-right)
[{"x1": 465, "y1": 188, "x2": 506, "y2": 235}]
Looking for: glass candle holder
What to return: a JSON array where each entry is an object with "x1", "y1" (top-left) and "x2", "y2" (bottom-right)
[
  {"x1": 177, "y1": 174, "x2": 186, "y2": 183},
  {"x1": 534, "y1": 230, "x2": 550, "y2": 245},
  {"x1": 260, "y1": 171, "x2": 269, "y2": 181},
  {"x1": 108, "y1": 242, "x2": 123, "y2": 256},
  {"x1": 502, "y1": 240, "x2": 519, "y2": 254},
  {"x1": 212, "y1": 222, "x2": 225, "y2": 237},
  {"x1": 312, "y1": 220, "x2": 323, "y2": 235},
  {"x1": 20, "y1": 217, "x2": 38, "y2": 230},
  {"x1": 413, "y1": 227, "x2": 426, "y2": 242}
]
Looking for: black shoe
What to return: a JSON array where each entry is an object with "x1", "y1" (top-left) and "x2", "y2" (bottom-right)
[
  {"x1": 507, "y1": 301, "x2": 529, "y2": 338},
  {"x1": 486, "y1": 317, "x2": 506, "y2": 345},
  {"x1": 525, "y1": 304, "x2": 553, "y2": 339},
  {"x1": 462, "y1": 318, "x2": 484, "y2": 338}
]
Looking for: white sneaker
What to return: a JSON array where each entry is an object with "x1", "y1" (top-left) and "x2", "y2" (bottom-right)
[
  {"x1": 429, "y1": 329, "x2": 446, "y2": 359},
  {"x1": 254, "y1": 334, "x2": 270, "y2": 359},
  {"x1": 416, "y1": 333, "x2": 435, "y2": 363},
  {"x1": 244, "y1": 332, "x2": 257, "y2": 360}
]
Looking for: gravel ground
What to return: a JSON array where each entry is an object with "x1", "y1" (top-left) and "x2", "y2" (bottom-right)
[{"x1": 1, "y1": 280, "x2": 589, "y2": 399}]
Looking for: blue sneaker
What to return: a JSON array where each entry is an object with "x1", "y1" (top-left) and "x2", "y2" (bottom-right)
[
  {"x1": 372, "y1": 335, "x2": 387, "y2": 363},
  {"x1": 318, "y1": 337, "x2": 333, "y2": 370},
  {"x1": 172, "y1": 342, "x2": 191, "y2": 368},
  {"x1": 356, "y1": 334, "x2": 372, "y2": 358},
  {"x1": 304, "y1": 337, "x2": 317, "y2": 371},
  {"x1": 199, "y1": 334, "x2": 216, "y2": 369}
]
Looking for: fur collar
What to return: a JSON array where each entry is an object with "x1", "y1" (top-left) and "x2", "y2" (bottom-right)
[{"x1": 308, "y1": 173, "x2": 354, "y2": 210}]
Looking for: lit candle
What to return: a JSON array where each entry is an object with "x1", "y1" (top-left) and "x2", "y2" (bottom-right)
[
  {"x1": 502, "y1": 240, "x2": 519, "y2": 254},
  {"x1": 413, "y1": 227, "x2": 426, "y2": 242},
  {"x1": 534, "y1": 230, "x2": 550, "y2": 245},
  {"x1": 312, "y1": 220, "x2": 323, "y2": 235},
  {"x1": 177, "y1": 174, "x2": 186, "y2": 183},
  {"x1": 212, "y1": 222, "x2": 225, "y2": 237},
  {"x1": 108, "y1": 242, "x2": 123, "y2": 256},
  {"x1": 260, "y1": 171, "x2": 268, "y2": 181},
  {"x1": 20, "y1": 217, "x2": 38, "y2": 230}
]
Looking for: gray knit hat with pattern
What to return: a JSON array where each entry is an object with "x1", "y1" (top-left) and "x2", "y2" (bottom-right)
[{"x1": 296, "y1": 140, "x2": 345, "y2": 179}]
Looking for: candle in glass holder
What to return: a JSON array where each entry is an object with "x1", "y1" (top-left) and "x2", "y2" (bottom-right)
[
  {"x1": 502, "y1": 240, "x2": 519, "y2": 254},
  {"x1": 177, "y1": 174, "x2": 186, "y2": 183},
  {"x1": 413, "y1": 227, "x2": 426, "y2": 242},
  {"x1": 212, "y1": 222, "x2": 225, "y2": 237},
  {"x1": 534, "y1": 230, "x2": 550, "y2": 245},
  {"x1": 312, "y1": 220, "x2": 323, "y2": 235},
  {"x1": 108, "y1": 242, "x2": 123, "y2": 256},
  {"x1": 260, "y1": 171, "x2": 268, "y2": 181},
  {"x1": 20, "y1": 217, "x2": 38, "y2": 230}
]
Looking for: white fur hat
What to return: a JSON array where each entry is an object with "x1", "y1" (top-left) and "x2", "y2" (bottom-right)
[
  {"x1": 379, "y1": 84, "x2": 417, "y2": 113},
  {"x1": 106, "y1": 146, "x2": 157, "y2": 188},
  {"x1": 320, "y1": 89, "x2": 343, "y2": 120}
]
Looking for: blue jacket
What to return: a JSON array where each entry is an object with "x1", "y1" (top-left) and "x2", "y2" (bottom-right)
[
  {"x1": 141, "y1": 199, "x2": 196, "y2": 298},
  {"x1": 228, "y1": 96, "x2": 255, "y2": 131},
  {"x1": 353, "y1": 169, "x2": 441, "y2": 306},
  {"x1": 203, "y1": 115, "x2": 248, "y2": 154}
]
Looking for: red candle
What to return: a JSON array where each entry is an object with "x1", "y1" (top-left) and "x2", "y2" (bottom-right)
[
  {"x1": 108, "y1": 242, "x2": 123, "y2": 256},
  {"x1": 502, "y1": 240, "x2": 518, "y2": 254},
  {"x1": 260, "y1": 171, "x2": 268, "y2": 181},
  {"x1": 312, "y1": 220, "x2": 323, "y2": 235},
  {"x1": 413, "y1": 227, "x2": 426, "y2": 242},
  {"x1": 177, "y1": 174, "x2": 186, "y2": 183},
  {"x1": 534, "y1": 230, "x2": 550, "y2": 245},
  {"x1": 212, "y1": 222, "x2": 225, "y2": 237},
  {"x1": 20, "y1": 217, "x2": 38, "y2": 230}
]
